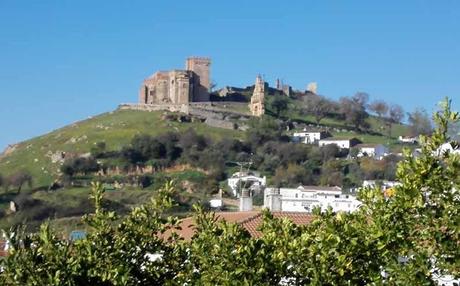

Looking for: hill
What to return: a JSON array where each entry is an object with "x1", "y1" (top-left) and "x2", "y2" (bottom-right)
[
  {"x1": 0, "y1": 109, "x2": 243, "y2": 187},
  {"x1": 0, "y1": 99, "x2": 413, "y2": 234}
]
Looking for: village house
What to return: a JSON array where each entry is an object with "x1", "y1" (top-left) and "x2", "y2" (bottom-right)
[
  {"x1": 398, "y1": 135, "x2": 418, "y2": 144},
  {"x1": 362, "y1": 180, "x2": 401, "y2": 191},
  {"x1": 227, "y1": 171, "x2": 266, "y2": 197},
  {"x1": 318, "y1": 137, "x2": 361, "y2": 149},
  {"x1": 356, "y1": 143, "x2": 389, "y2": 159},
  {"x1": 264, "y1": 186, "x2": 361, "y2": 213},
  {"x1": 435, "y1": 142, "x2": 460, "y2": 156},
  {"x1": 292, "y1": 130, "x2": 331, "y2": 144}
]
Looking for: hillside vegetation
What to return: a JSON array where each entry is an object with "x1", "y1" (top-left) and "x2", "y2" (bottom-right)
[
  {"x1": 0, "y1": 110, "x2": 242, "y2": 187},
  {"x1": 0, "y1": 92, "x2": 418, "y2": 233}
]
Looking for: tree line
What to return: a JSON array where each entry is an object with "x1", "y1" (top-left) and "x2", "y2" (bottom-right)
[
  {"x1": 60, "y1": 117, "x2": 401, "y2": 191},
  {"x1": 271, "y1": 91, "x2": 433, "y2": 137}
]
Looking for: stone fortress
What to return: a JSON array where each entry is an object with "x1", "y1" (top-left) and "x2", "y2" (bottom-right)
[
  {"x1": 139, "y1": 57, "x2": 211, "y2": 105},
  {"x1": 120, "y1": 56, "x2": 318, "y2": 119}
]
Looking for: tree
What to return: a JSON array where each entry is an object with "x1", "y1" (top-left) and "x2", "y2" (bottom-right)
[
  {"x1": 270, "y1": 95, "x2": 289, "y2": 117},
  {"x1": 408, "y1": 107, "x2": 433, "y2": 136},
  {"x1": 386, "y1": 104, "x2": 405, "y2": 137},
  {"x1": 339, "y1": 93, "x2": 370, "y2": 131},
  {"x1": 60, "y1": 157, "x2": 100, "y2": 177},
  {"x1": 300, "y1": 94, "x2": 334, "y2": 124},
  {"x1": 272, "y1": 163, "x2": 313, "y2": 187},
  {"x1": 369, "y1": 100, "x2": 389, "y2": 118},
  {"x1": 90, "y1": 141, "x2": 106, "y2": 158},
  {"x1": 389, "y1": 104, "x2": 404, "y2": 123},
  {"x1": 8, "y1": 170, "x2": 33, "y2": 194},
  {"x1": 0, "y1": 173, "x2": 4, "y2": 189}
]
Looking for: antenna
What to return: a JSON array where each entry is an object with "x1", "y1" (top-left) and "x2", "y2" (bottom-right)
[{"x1": 235, "y1": 153, "x2": 254, "y2": 196}]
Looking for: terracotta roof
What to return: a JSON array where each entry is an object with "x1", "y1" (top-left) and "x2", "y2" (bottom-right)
[
  {"x1": 170, "y1": 211, "x2": 315, "y2": 241},
  {"x1": 0, "y1": 240, "x2": 8, "y2": 257}
]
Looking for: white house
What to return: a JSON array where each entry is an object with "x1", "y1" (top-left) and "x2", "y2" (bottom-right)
[
  {"x1": 209, "y1": 199, "x2": 223, "y2": 209},
  {"x1": 227, "y1": 171, "x2": 266, "y2": 197},
  {"x1": 356, "y1": 144, "x2": 389, "y2": 159},
  {"x1": 435, "y1": 142, "x2": 460, "y2": 156},
  {"x1": 362, "y1": 180, "x2": 401, "y2": 190},
  {"x1": 318, "y1": 138, "x2": 361, "y2": 149},
  {"x1": 398, "y1": 136, "x2": 418, "y2": 144},
  {"x1": 292, "y1": 130, "x2": 330, "y2": 144},
  {"x1": 264, "y1": 185, "x2": 361, "y2": 213}
]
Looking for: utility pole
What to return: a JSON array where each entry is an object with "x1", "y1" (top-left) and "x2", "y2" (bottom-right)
[{"x1": 235, "y1": 159, "x2": 253, "y2": 197}]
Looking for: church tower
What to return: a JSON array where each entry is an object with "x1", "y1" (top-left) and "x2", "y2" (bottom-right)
[{"x1": 250, "y1": 75, "x2": 265, "y2": 117}]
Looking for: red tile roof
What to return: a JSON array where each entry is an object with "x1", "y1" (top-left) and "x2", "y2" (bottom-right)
[
  {"x1": 170, "y1": 211, "x2": 315, "y2": 241},
  {"x1": 0, "y1": 240, "x2": 8, "y2": 257}
]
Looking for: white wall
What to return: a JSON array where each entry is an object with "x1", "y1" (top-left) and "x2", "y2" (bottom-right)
[
  {"x1": 319, "y1": 140, "x2": 350, "y2": 149},
  {"x1": 265, "y1": 187, "x2": 361, "y2": 213}
]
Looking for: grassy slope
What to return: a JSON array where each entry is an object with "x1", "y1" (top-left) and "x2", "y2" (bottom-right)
[
  {"x1": 0, "y1": 103, "x2": 412, "y2": 233},
  {"x1": 0, "y1": 109, "x2": 243, "y2": 187}
]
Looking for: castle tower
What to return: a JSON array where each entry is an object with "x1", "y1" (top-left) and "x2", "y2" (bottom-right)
[
  {"x1": 276, "y1": 78, "x2": 281, "y2": 90},
  {"x1": 307, "y1": 82, "x2": 318, "y2": 94},
  {"x1": 249, "y1": 75, "x2": 265, "y2": 117},
  {"x1": 186, "y1": 57, "x2": 211, "y2": 102}
]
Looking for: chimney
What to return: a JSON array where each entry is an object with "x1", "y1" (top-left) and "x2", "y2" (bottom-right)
[
  {"x1": 239, "y1": 189, "x2": 253, "y2": 211},
  {"x1": 264, "y1": 188, "x2": 282, "y2": 211}
]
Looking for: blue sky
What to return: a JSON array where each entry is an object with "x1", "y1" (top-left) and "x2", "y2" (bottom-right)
[{"x1": 0, "y1": 0, "x2": 459, "y2": 150}]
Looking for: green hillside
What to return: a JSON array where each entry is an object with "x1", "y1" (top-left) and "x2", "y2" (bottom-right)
[
  {"x1": 0, "y1": 109, "x2": 242, "y2": 187},
  {"x1": 0, "y1": 102, "x2": 413, "y2": 234}
]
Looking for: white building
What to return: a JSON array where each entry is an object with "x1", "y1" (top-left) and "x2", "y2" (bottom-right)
[
  {"x1": 356, "y1": 144, "x2": 389, "y2": 159},
  {"x1": 227, "y1": 171, "x2": 266, "y2": 197},
  {"x1": 398, "y1": 136, "x2": 418, "y2": 144},
  {"x1": 318, "y1": 138, "x2": 361, "y2": 149},
  {"x1": 362, "y1": 180, "x2": 401, "y2": 190},
  {"x1": 435, "y1": 142, "x2": 460, "y2": 156},
  {"x1": 292, "y1": 130, "x2": 330, "y2": 144},
  {"x1": 264, "y1": 185, "x2": 361, "y2": 213},
  {"x1": 209, "y1": 199, "x2": 223, "y2": 209}
]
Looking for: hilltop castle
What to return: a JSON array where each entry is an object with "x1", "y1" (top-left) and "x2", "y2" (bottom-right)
[
  {"x1": 133, "y1": 57, "x2": 269, "y2": 119},
  {"x1": 139, "y1": 57, "x2": 211, "y2": 105}
]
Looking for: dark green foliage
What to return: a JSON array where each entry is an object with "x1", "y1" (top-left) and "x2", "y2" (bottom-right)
[
  {"x1": 269, "y1": 95, "x2": 289, "y2": 117},
  {"x1": 90, "y1": 141, "x2": 106, "y2": 158},
  {"x1": 60, "y1": 157, "x2": 99, "y2": 177}
]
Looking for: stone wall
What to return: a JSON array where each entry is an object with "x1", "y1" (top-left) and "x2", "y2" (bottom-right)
[
  {"x1": 119, "y1": 102, "x2": 250, "y2": 118},
  {"x1": 119, "y1": 102, "x2": 250, "y2": 131},
  {"x1": 119, "y1": 103, "x2": 189, "y2": 113}
]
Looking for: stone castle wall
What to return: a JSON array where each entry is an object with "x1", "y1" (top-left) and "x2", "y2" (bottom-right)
[{"x1": 119, "y1": 102, "x2": 249, "y2": 117}]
